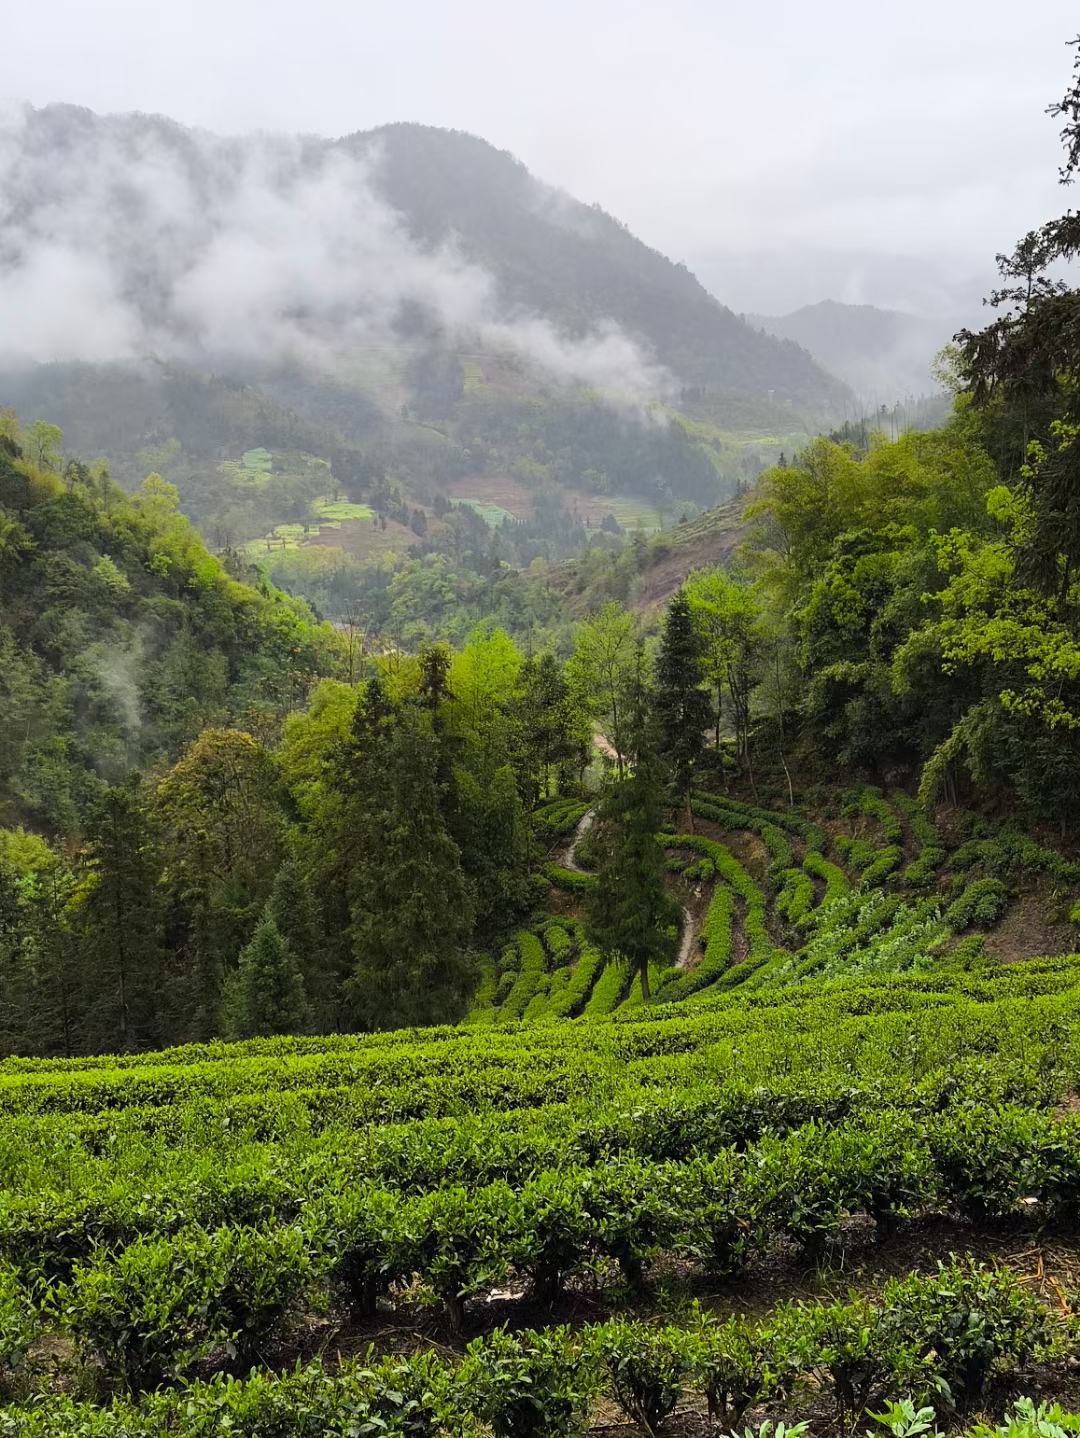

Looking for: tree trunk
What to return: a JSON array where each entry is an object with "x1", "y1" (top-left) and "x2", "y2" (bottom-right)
[{"x1": 640, "y1": 958, "x2": 651, "y2": 1002}]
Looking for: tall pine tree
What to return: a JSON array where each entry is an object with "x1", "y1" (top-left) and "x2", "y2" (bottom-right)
[
  {"x1": 72, "y1": 777, "x2": 166, "y2": 1052},
  {"x1": 654, "y1": 589, "x2": 711, "y2": 830},
  {"x1": 587, "y1": 681, "x2": 679, "y2": 1001},
  {"x1": 222, "y1": 915, "x2": 307, "y2": 1039},
  {"x1": 339, "y1": 677, "x2": 476, "y2": 1030}
]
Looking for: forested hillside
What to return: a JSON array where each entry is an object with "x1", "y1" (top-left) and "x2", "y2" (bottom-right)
[
  {"x1": 6, "y1": 36, "x2": 1080, "y2": 1438},
  {"x1": 0, "y1": 103, "x2": 851, "y2": 617}
]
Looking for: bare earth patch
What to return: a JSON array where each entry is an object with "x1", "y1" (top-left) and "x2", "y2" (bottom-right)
[
  {"x1": 447, "y1": 474, "x2": 535, "y2": 519},
  {"x1": 984, "y1": 892, "x2": 1077, "y2": 965}
]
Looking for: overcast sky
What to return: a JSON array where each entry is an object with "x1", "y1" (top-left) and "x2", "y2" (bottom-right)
[{"x1": 4, "y1": 0, "x2": 1078, "y2": 314}]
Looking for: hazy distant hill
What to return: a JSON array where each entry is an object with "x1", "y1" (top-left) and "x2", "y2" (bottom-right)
[
  {"x1": 0, "y1": 106, "x2": 849, "y2": 417},
  {"x1": 748, "y1": 300, "x2": 957, "y2": 401},
  {"x1": 352, "y1": 123, "x2": 848, "y2": 408},
  {"x1": 0, "y1": 107, "x2": 859, "y2": 561}
]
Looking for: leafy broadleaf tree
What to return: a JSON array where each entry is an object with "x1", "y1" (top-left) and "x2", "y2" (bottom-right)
[
  {"x1": 686, "y1": 567, "x2": 761, "y2": 776},
  {"x1": 566, "y1": 603, "x2": 639, "y2": 775},
  {"x1": 654, "y1": 589, "x2": 712, "y2": 827}
]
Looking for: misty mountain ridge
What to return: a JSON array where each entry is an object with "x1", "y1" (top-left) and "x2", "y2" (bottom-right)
[
  {"x1": 747, "y1": 300, "x2": 962, "y2": 402},
  {"x1": 0, "y1": 104, "x2": 848, "y2": 419}
]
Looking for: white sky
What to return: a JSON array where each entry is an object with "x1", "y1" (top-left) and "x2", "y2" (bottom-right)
[{"x1": 4, "y1": 0, "x2": 1078, "y2": 313}]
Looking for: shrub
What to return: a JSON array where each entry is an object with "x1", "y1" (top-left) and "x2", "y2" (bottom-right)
[
  {"x1": 401, "y1": 1184, "x2": 512, "y2": 1333},
  {"x1": 945, "y1": 879, "x2": 1009, "y2": 930},
  {"x1": 463, "y1": 1325, "x2": 595, "y2": 1437},
  {"x1": 929, "y1": 1106, "x2": 1049, "y2": 1222},
  {"x1": 509, "y1": 1169, "x2": 592, "y2": 1302},
  {"x1": 306, "y1": 1184, "x2": 403, "y2": 1316},
  {"x1": 578, "y1": 1156, "x2": 686, "y2": 1289},
  {"x1": 689, "y1": 1307, "x2": 800, "y2": 1428},
  {"x1": 884, "y1": 1258, "x2": 1053, "y2": 1406},
  {"x1": 60, "y1": 1231, "x2": 224, "y2": 1389},
  {"x1": 591, "y1": 1319, "x2": 695, "y2": 1437},
  {"x1": 0, "y1": 1267, "x2": 35, "y2": 1390},
  {"x1": 682, "y1": 1151, "x2": 754, "y2": 1277},
  {"x1": 210, "y1": 1224, "x2": 316, "y2": 1363}
]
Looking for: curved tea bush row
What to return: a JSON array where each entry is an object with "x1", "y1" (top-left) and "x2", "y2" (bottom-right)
[
  {"x1": 664, "y1": 835, "x2": 778, "y2": 974},
  {"x1": 857, "y1": 787, "x2": 905, "y2": 845},
  {"x1": 691, "y1": 796, "x2": 794, "y2": 882},
  {"x1": 499, "y1": 933, "x2": 549, "y2": 1021},
  {"x1": 803, "y1": 850, "x2": 849, "y2": 908},
  {"x1": 583, "y1": 961, "x2": 629, "y2": 1016},
  {"x1": 658, "y1": 886, "x2": 735, "y2": 1004},
  {"x1": 775, "y1": 867, "x2": 816, "y2": 925},
  {"x1": 693, "y1": 790, "x2": 828, "y2": 853},
  {"x1": 543, "y1": 863, "x2": 596, "y2": 894},
  {"x1": 533, "y1": 798, "x2": 590, "y2": 844},
  {"x1": 21, "y1": 1100, "x2": 1080, "y2": 1357}
]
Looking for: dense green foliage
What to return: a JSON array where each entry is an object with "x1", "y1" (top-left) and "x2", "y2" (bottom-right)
[{"x1": 0, "y1": 958, "x2": 1077, "y2": 1427}]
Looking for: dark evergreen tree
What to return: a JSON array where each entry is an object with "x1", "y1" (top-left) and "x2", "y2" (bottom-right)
[
  {"x1": 586, "y1": 689, "x2": 678, "y2": 1001},
  {"x1": 222, "y1": 915, "x2": 307, "y2": 1039},
  {"x1": 339, "y1": 677, "x2": 477, "y2": 1030},
  {"x1": 73, "y1": 777, "x2": 166, "y2": 1052},
  {"x1": 266, "y1": 858, "x2": 331, "y2": 1031},
  {"x1": 0, "y1": 859, "x2": 27, "y2": 1055},
  {"x1": 448, "y1": 760, "x2": 532, "y2": 934},
  {"x1": 514, "y1": 652, "x2": 588, "y2": 804},
  {"x1": 654, "y1": 590, "x2": 711, "y2": 828},
  {"x1": 22, "y1": 863, "x2": 80, "y2": 1057}
]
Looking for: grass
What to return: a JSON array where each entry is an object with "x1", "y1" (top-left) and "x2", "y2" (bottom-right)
[
  {"x1": 317, "y1": 499, "x2": 375, "y2": 522},
  {"x1": 564, "y1": 491, "x2": 698, "y2": 534},
  {"x1": 239, "y1": 496, "x2": 377, "y2": 554},
  {"x1": 455, "y1": 498, "x2": 518, "y2": 528}
]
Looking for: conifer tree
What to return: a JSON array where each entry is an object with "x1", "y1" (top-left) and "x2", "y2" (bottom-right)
[
  {"x1": 0, "y1": 859, "x2": 26, "y2": 1055},
  {"x1": 587, "y1": 683, "x2": 678, "y2": 1001},
  {"x1": 340, "y1": 677, "x2": 476, "y2": 1030},
  {"x1": 654, "y1": 589, "x2": 711, "y2": 828},
  {"x1": 73, "y1": 777, "x2": 166, "y2": 1052},
  {"x1": 266, "y1": 858, "x2": 332, "y2": 1031},
  {"x1": 222, "y1": 915, "x2": 307, "y2": 1039},
  {"x1": 22, "y1": 862, "x2": 80, "y2": 1057}
]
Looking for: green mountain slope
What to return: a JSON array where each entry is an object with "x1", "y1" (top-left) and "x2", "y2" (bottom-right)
[
  {"x1": 356, "y1": 122, "x2": 849, "y2": 407},
  {"x1": 0, "y1": 421, "x2": 337, "y2": 834}
]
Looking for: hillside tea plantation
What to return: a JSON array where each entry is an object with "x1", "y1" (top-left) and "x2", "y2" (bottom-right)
[
  {"x1": 5, "y1": 944, "x2": 1080, "y2": 1433},
  {"x1": 11, "y1": 34, "x2": 1080, "y2": 1438}
]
